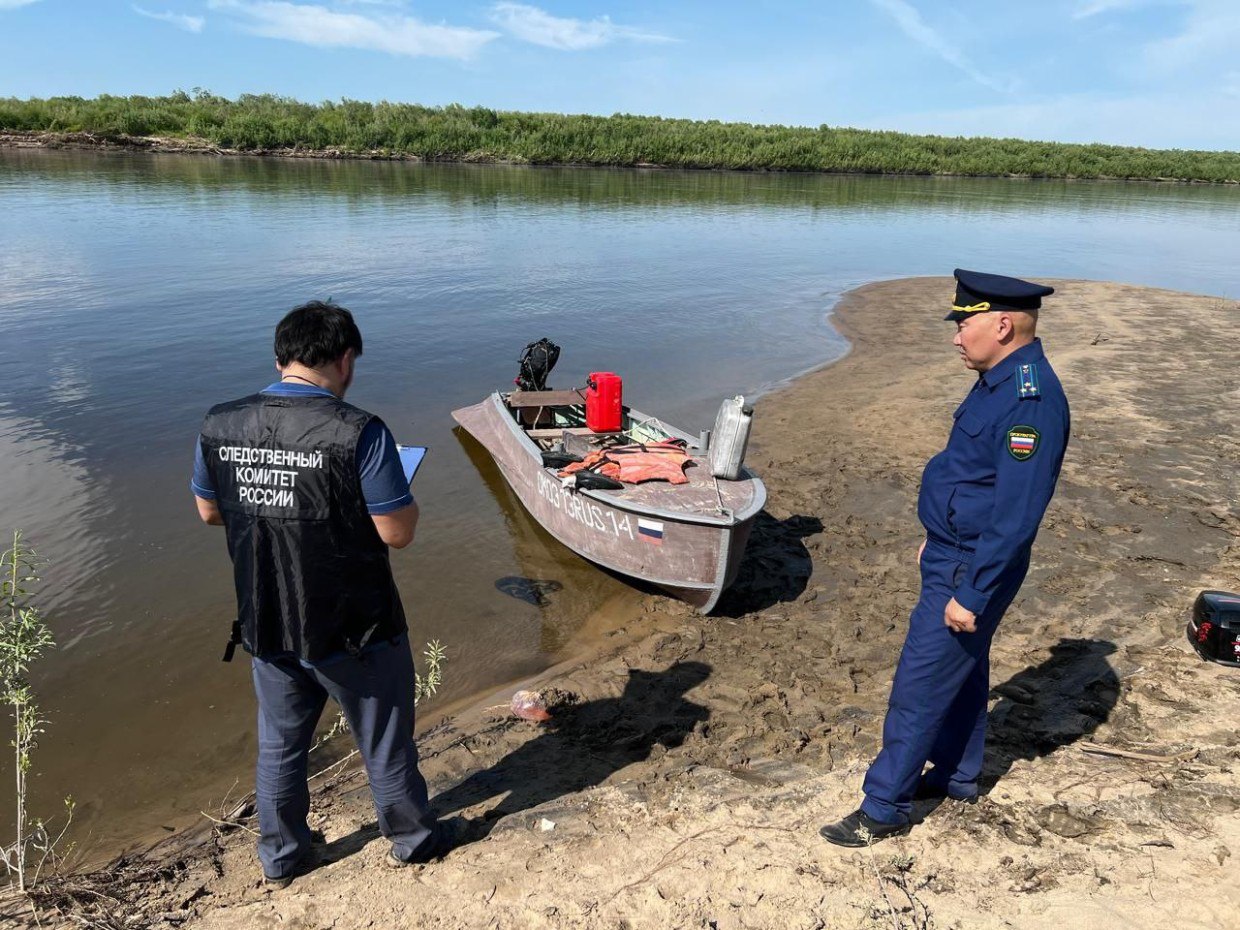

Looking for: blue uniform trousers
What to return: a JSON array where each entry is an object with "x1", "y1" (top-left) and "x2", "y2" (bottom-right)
[
  {"x1": 251, "y1": 638, "x2": 436, "y2": 878},
  {"x1": 860, "y1": 540, "x2": 1026, "y2": 825}
]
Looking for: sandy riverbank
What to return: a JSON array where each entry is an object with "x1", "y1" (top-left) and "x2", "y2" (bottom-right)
[
  {"x1": 17, "y1": 276, "x2": 1240, "y2": 930},
  {"x1": 1, "y1": 129, "x2": 444, "y2": 161}
]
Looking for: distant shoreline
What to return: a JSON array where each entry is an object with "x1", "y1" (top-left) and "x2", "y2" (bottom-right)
[
  {"x1": 3, "y1": 92, "x2": 1239, "y2": 183},
  {"x1": 5, "y1": 130, "x2": 1237, "y2": 185}
]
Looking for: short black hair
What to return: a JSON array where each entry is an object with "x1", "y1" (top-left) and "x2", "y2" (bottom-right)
[{"x1": 274, "y1": 300, "x2": 363, "y2": 368}]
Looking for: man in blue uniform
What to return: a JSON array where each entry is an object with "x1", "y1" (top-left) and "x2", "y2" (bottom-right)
[
  {"x1": 192, "y1": 301, "x2": 456, "y2": 886},
  {"x1": 820, "y1": 270, "x2": 1071, "y2": 847}
]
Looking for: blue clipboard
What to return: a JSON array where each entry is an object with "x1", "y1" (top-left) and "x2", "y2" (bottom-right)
[{"x1": 397, "y1": 445, "x2": 427, "y2": 486}]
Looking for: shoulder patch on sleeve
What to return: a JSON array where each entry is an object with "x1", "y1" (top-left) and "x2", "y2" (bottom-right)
[
  {"x1": 1007, "y1": 425, "x2": 1040, "y2": 460},
  {"x1": 1017, "y1": 363, "x2": 1041, "y2": 399}
]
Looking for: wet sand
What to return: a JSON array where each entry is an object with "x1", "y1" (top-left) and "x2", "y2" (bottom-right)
[{"x1": 20, "y1": 277, "x2": 1240, "y2": 929}]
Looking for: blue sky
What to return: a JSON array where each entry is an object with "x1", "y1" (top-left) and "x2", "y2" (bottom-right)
[{"x1": 2, "y1": 0, "x2": 1238, "y2": 150}]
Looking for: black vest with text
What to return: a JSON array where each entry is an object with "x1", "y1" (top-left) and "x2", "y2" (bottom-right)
[{"x1": 199, "y1": 393, "x2": 406, "y2": 662}]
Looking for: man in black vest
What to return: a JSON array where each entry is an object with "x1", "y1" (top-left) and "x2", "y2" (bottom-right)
[{"x1": 192, "y1": 301, "x2": 450, "y2": 887}]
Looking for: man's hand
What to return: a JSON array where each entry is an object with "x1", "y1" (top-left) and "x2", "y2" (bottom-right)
[
  {"x1": 944, "y1": 597, "x2": 977, "y2": 633},
  {"x1": 195, "y1": 496, "x2": 224, "y2": 526},
  {"x1": 918, "y1": 539, "x2": 926, "y2": 564},
  {"x1": 371, "y1": 501, "x2": 419, "y2": 549}
]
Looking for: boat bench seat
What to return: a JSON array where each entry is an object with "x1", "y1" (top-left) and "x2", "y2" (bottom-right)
[
  {"x1": 526, "y1": 427, "x2": 625, "y2": 439},
  {"x1": 508, "y1": 389, "x2": 585, "y2": 408}
]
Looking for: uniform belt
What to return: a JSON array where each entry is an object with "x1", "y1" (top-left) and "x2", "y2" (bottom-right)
[{"x1": 924, "y1": 535, "x2": 974, "y2": 563}]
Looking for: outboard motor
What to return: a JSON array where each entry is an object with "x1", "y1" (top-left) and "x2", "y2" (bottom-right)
[
  {"x1": 709, "y1": 395, "x2": 754, "y2": 480},
  {"x1": 515, "y1": 338, "x2": 560, "y2": 392}
]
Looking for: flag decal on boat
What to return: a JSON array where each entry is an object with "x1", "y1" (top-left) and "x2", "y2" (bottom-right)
[{"x1": 638, "y1": 518, "x2": 664, "y2": 545}]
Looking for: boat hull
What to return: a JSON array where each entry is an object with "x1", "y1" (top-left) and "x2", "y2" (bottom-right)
[{"x1": 452, "y1": 395, "x2": 764, "y2": 613}]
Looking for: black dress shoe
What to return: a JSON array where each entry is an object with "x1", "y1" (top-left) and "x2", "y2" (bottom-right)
[
  {"x1": 913, "y1": 778, "x2": 978, "y2": 804},
  {"x1": 818, "y1": 810, "x2": 909, "y2": 848}
]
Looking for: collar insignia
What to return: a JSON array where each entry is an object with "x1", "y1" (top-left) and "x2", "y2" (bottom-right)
[{"x1": 1017, "y1": 363, "x2": 1041, "y2": 399}]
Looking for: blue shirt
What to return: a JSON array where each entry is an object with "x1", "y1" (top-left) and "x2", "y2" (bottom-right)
[
  {"x1": 917, "y1": 339, "x2": 1070, "y2": 616},
  {"x1": 191, "y1": 382, "x2": 413, "y2": 515}
]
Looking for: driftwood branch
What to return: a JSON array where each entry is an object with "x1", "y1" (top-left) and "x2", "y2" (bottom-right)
[
  {"x1": 199, "y1": 812, "x2": 259, "y2": 837},
  {"x1": 1077, "y1": 742, "x2": 1198, "y2": 763}
]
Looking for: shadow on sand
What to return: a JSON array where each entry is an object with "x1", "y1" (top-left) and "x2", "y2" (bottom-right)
[
  {"x1": 980, "y1": 637, "x2": 1120, "y2": 793},
  {"x1": 431, "y1": 660, "x2": 711, "y2": 835},
  {"x1": 712, "y1": 512, "x2": 823, "y2": 618},
  {"x1": 318, "y1": 661, "x2": 711, "y2": 863}
]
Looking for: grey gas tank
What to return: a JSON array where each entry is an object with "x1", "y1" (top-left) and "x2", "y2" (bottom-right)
[{"x1": 709, "y1": 396, "x2": 754, "y2": 480}]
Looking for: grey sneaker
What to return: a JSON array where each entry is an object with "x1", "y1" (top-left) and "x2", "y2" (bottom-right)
[
  {"x1": 385, "y1": 817, "x2": 474, "y2": 868},
  {"x1": 262, "y1": 833, "x2": 324, "y2": 888},
  {"x1": 263, "y1": 851, "x2": 318, "y2": 889}
]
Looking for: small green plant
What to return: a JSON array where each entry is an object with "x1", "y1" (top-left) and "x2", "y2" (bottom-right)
[
  {"x1": 414, "y1": 639, "x2": 447, "y2": 705},
  {"x1": 0, "y1": 531, "x2": 68, "y2": 893}
]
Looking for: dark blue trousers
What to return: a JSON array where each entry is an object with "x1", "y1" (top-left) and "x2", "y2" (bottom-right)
[
  {"x1": 251, "y1": 636, "x2": 436, "y2": 878},
  {"x1": 860, "y1": 540, "x2": 1025, "y2": 825}
]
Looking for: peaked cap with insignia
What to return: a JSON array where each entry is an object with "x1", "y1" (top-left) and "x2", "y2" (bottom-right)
[{"x1": 946, "y1": 269, "x2": 1054, "y2": 322}]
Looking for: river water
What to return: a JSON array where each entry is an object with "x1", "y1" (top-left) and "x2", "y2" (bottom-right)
[{"x1": 1, "y1": 148, "x2": 1237, "y2": 860}]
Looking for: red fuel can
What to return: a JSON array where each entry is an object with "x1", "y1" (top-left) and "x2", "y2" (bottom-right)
[{"x1": 585, "y1": 372, "x2": 623, "y2": 432}]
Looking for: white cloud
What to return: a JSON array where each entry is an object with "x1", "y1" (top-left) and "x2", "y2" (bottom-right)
[
  {"x1": 1142, "y1": 0, "x2": 1240, "y2": 75},
  {"x1": 1072, "y1": 0, "x2": 1148, "y2": 19},
  {"x1": 866, "y1": 0, "x2": 1011, "y2": 93},
  {"x1": 489, "y1": 2, "x2": 674, "y2": 51},
  {"x1": 1071, "y1": 1, "x2": 1240, "y2": 74},
  {"x1": 133, "y1": 5, "x2": 206, "y2": 32},
  {"x1": 208, "y1": 0, "x2": 499, "y2": 60},
  {"x1": 0, "y1": 0, "x2": 42, "y2": 9}
]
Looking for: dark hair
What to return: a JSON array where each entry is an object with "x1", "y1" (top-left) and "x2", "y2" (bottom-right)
[{"x1": 274, "y1": 300, "x2": 363, "y2": 368}]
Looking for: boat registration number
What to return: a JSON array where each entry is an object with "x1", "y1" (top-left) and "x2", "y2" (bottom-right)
[{"x1": 536, "y1": 471, "x2": 635, "y2": 540}]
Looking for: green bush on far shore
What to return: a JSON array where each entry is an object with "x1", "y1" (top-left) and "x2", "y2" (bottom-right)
[{"x1": 2, "y1": 91, "x2": 1238, "y2": 183}]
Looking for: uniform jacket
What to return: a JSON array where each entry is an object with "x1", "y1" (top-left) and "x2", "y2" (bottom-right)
[{"x1": 917, "y1": 338, "x2": 1070, "y2": 616}]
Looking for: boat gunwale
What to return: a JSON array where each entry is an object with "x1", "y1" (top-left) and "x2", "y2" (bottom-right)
[{"x1": 483, "y1": 391, "x2": 767, "y2": 527}]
